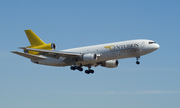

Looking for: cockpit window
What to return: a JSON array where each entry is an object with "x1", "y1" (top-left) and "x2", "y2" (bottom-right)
[{"x1": 149, "y1": 42, "x2": 156, "y2": 44}]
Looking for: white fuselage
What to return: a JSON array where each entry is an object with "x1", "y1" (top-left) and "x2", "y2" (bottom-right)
[{"x1": 32, "y1": 39, "x2": 159, "y2": 67}]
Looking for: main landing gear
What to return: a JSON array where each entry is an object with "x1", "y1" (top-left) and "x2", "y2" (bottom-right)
[
  {"x1": 85, "y1": 66, "x2": 94, "y2": 74},
  {"x1": 70, "y1": 65, "x2": 94, "y2": 74},
  {"x1": 70, "y1": 59, "x2": 94, "y2": 74},
  {"x1": 70, "y1": 65, "x2": 83, "y2": 71},
  {"x1": 85, "y1": 70, "x2": 94, "y2": 74},
  {"x1": 136, "y1": 56, "x2": 140, "y2": 65}
]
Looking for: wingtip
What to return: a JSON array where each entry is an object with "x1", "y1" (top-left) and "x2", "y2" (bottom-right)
[{"x1": 11, "y1": 51, "x2": 18, "y2": 54}]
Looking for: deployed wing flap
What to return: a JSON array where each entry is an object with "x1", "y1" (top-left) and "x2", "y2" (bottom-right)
[
  {"x1": 20, "y1": 48, "x2": 82, "y2": 58},
  {"x1": 11, "y1": 51, "x2": 47, "y2": 60}
]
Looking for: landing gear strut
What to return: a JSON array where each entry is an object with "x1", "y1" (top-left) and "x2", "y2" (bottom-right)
[
  {"x1": 85, "y1": 66, "x2": 94, "y2": 74},
  {"x1": 70, "y1": 60, "x2": 94, "y2": 74},
  {"x1": 136, "y1": 56, "x2": 140, "y2": 65},
  {"x1": 70, "y1": 59, "x2": 83, "y2": 71}
]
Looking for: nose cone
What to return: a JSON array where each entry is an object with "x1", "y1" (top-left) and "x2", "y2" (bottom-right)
[
  {"x1": 154, "y1": 44, "x2": 160, "y2": 50},
  {"x1": 150, "y1": 44, "x2": 159, "y2": 52},
  {"x1": 145, "y1": 41, "x2": 160, "y2": 54},
  {"x1": 155, "y1": 44, "x2": 160, "y2": 50}
]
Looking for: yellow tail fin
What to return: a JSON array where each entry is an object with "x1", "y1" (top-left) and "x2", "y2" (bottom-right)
[{"x1": 25, "y1": 29, "x2": 46, "y2": 46}]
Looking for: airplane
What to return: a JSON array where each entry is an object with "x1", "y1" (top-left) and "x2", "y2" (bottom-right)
[{"x1": 12, "y1": 29, "x2": 160, "y2": 74}]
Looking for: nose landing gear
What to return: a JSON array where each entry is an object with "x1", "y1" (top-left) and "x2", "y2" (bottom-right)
[
  {"x1": 136, "y1": 56, "x2": 140, "y2": 65},
  {"x1": 136, "y1": 61, "x2": 140, "y2": 65}
]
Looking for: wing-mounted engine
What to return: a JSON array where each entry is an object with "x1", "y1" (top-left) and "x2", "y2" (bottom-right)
[
  {"x1": 82, "y1": 53, "x2": 97, "y2": 62},
  {"x1": 101, "y1": 60, "x2": 119, "y2": 68}
]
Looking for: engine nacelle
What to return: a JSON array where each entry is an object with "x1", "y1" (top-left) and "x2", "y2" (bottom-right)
[
  {"x1": 50, "y1": 43, "x2": 56, "y2": 50},
  {"x1": 24, "y1": 43, "x2": 56, "y2": 54},
  {"x1": 101, "y1": 60, "x2": 119, "y2": 68},
  {"x1": 82, "y1": 53, "x2": 97, "y2": 62}
]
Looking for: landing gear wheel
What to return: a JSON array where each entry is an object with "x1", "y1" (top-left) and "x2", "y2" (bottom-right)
[
  {"x1": 70, "y1": 66, "x2": 75, "y2": 70},
  {"x1": 84, "y1": 65, "x2": 94, "y2": 74},
  {"x1": 78, "y1": 67, "x2": 83, "y2": 71},
  {"x1": 71, "y1": 66, "x2": 83, "y2": 71},
  {"x1": 136, "y1": 61, "x2": 140, "y2": 65},
  {"x1": 136, "y1": 56, "x2": 140, "y2": 65},
  {"x1": 90, "y1": 70, "x2": 94, "y2": 74},
  {"x1": 74, "y1": 66, "x2": 78, "y2": 69},
  {"x1": 85, "y1": 70, "x2": 90, "y2": 74},
  {"x1": 85, "y1": 70, "x2": 94, "y2": 74}
]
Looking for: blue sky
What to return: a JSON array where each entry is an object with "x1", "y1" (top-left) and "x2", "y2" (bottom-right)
[{"x1": 0, "y1": 0, "x2": 180, "y2": 108}]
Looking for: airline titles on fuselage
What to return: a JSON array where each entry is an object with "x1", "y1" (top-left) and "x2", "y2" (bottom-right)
[{"x1": 104, "y1": 43, "x2": 139, "y2": 52}]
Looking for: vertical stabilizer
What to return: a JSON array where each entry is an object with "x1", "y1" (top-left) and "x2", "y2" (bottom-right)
[{"x1": 25, "y1": 29, "x2": 46, "y2": 46}]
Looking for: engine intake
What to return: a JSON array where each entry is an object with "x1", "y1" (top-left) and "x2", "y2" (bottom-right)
[
  {"x1": 82, "y1": 53, "x2": 97, "y2": 62},
  {"x1": 51, "y1": 43, "x2": 56, "y2": 50},
  {"x1": 101, "y1": 60, "x2": 119, "y2": 68}
]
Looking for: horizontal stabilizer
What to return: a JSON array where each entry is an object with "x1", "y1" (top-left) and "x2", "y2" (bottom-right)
[{"x1": 11, "y1": 51, "x2": 47, "y2": 60}]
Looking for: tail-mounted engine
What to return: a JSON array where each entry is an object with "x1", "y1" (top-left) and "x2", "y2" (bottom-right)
[
  {"x1": 101, "y1": 60, "x2": 119, "y2": 68},
  {"x1": 24, "y1": 43, "x2": 56, "y2": 54},
  {"x1": 50, "y1": 43, "x2": 56, "y2": 50}
]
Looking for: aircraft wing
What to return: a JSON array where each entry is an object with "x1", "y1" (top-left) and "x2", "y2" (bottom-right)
[
  {"x1": 11, "y1": 51, "x2": 47, "y2": 60},
  {"x1": 20, "y1": 48, "x2": 82, "y2": 59}
]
